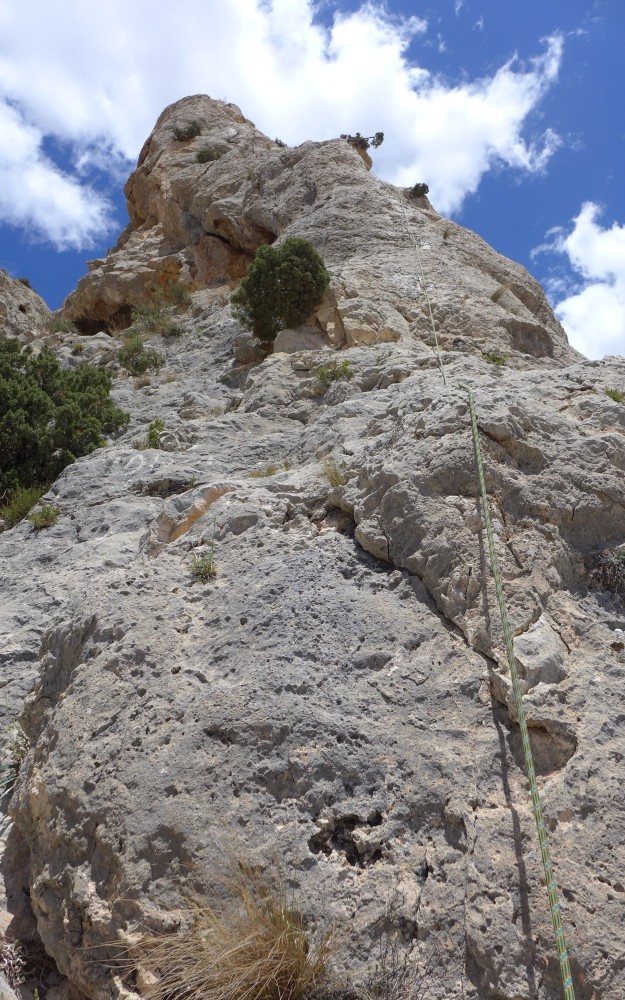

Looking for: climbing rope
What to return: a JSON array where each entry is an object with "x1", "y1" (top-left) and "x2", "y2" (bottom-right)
[
  {"x1": 465, "y1": 388, "x2": 576, "y2": 1000},
  {"x1": 396, "y1": 192, "x2": 447, "y2": 386},
  {"x1": 395, "y1": 188, "x2": 576, "y2": 998}
]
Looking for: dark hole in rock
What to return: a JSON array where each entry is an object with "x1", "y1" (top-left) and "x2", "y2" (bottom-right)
[{"x1": 508, "y1": 723, "x2": 577, "y2": 776}]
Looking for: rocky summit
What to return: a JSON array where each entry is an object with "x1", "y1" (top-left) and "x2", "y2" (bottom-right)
[{"x1": 1, "y1": 95, "x2": 625, "y2": 1000}]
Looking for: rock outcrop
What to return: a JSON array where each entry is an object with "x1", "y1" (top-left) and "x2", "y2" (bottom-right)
[
  {"x1": 2, "y1": 97, "x2": 625, "y2": 1000},
  {"x1": 0, "y1": 271, "x2": 50, "y2": 341},
  {"x1": 63, "y1": 95, "x2": 576, "y2": 366}
]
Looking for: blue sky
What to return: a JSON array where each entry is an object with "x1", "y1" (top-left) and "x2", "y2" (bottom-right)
[{"x1": 0, "y1": 0, "x2": 623, "y2": 358}]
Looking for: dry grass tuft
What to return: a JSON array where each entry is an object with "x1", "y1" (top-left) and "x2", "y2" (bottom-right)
[
  {"x1": 323, "y1": 459, "x2": 346, "y2": 488},
  {"x1": 138, "y1": 864, "x2": 331, "y2": 1000}
]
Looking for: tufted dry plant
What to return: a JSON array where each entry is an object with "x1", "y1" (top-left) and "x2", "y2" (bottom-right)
[{"x1": 137, "y1": 863, "x2": 332, "y2": 1000}]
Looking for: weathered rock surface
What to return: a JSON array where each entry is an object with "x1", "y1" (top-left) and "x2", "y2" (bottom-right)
[
  {"x1": 1, "y1": 97, "x2": 625, "y2": 1000},
  {"x1": 0, "y1": 271, "x2": 50, "y2": 341},
  {"x1": 62, "y1": 95, "x2": 578, "y2": 367}
]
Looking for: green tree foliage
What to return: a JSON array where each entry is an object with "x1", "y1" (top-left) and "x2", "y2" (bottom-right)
[
  {"x1": 231, "y1": 237, "x2": 330, "y2": 343},
  {"x1": 0, "y1": 337, "x2": 128, "y2": 497},
  {"x1": 340, "y1": 131, "x2": 384, "y2": 150},
  {"x1": 408, "y1": 182, "x2": 429, "y2": 199}
]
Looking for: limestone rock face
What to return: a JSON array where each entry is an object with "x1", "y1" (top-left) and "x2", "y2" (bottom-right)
[
  {"x1": 0, "y1": 271, "x2": 51, "y2": 340},
  {"x1": 62, "y1": 95, "x2": 577, "y2": 367},
  {"x1": 2, "y1": 97, "x2": 625, "y2": 1000}
]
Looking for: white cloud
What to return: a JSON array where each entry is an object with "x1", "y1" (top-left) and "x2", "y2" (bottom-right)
[
  {"x1": 454, "y1": 0, "x2": 464, "y2": 14},
  {"x1": 537, "y1": 203, "x2": 625, "y2": 359},
  {"x1": 0, "y1": 1, "x2": 565, "y2": 246},
  {"x1": 0, "y1": 102, "x2": 112, "y2": 249}
]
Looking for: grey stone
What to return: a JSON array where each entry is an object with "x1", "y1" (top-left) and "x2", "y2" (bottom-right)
[{"x1": 0, "y1": 96, "x2": 624, "y2": 1000}]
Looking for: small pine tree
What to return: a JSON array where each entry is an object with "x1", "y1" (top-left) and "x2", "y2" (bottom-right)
[
  {"x1": 0, "y1": 337, "x2": 128, "y2": 497},
  {"x1": 340, "y1": 132, "x2": 384, "y2": 151},
  {"x1": 231, "y1": 238, "x2": 330, "y2": 343}
]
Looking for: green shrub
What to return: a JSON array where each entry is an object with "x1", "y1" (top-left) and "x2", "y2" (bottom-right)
[
  {"x1": 118, "y1": 334, "x2": 164, "y2": 375},
  {"x1": 0, "y1": 486, "x2": 46, "y2": 528},
  {"x1": 28, "y1": 505, "x2": 60, "y2": 530},
  {"x1": 482, "y1": 350, "x2": 507, "y2": 367},
  {"x1": 0, "y1": 337, "x2": 128, "y2": 498},
  {"x1": 130, "y1": 285, "x2": 190, "y2": 337},
  {"x1": 340, "y1": 132, "x2": 384, "y2": 151},
  {"x1": 316, "y1": 359, "x2": 353, "y2": 388},
  {"x1": 408, "y1": 182, "x2": 429, "y2": 199},
  {"x1": 274, "y1": 138, "x2": 287, "y2": 148},
  {"x1": 604, "y1": 388, "x2": 624, "y2": 403},
  {"x1": 231, "y1": 237, "x2": 330, "y2": 343},
  {"x1": 196, "y1": 147, "x2": 222, "y2": 164},
  {"x1": 72, "y1": 342, "x2": 84, "y2": 355},
  {"x1": 146, "y1": 419, "x2": 165, "y2": 449},
  {"x1": 173, "y1": 121, "x2": 201, "y2": 141}
]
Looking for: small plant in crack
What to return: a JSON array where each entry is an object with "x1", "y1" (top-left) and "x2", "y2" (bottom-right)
[
  {"x1": 0, "y1": 941, "x2": 26, "y2": 988},
  {"x1": 190, "y1": 527, "x2": 217, "y2": 583},
  {"x1": 146, "y1": 419, "x2": 165, "y2": 449},
  {"x1": 604, "y1": 387, "x2": 624, "y2": 404},
  {"x1": 27, "y1": 505, "x2": 60, "y2": 530},
  {"x1": 316, "y1": 359, "x2": 354, "y2": 389},
  {"x1": 592, "y1": 548, "x2": 625, "y2": 595},
  {"x1": 0, "y1": 722, "x2": 30, "y2": 802},
  {"x1": 323, "y1": 459, "x2": 346, "y2": 488},
  {"x1": 482, "y1": 350, "x2": 507, "y2": 367}
]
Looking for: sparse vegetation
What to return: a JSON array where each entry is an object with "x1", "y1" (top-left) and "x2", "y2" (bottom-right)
[
  {"x1": 482, "y1": 350, "x2": 507, "y2": 367},
  {"x1": 0, "y1": 722, "x2": 30, "y2": 803},
  {"x1": 16, "y1": 277, "x2": 32, "y2": 289},
  {"x1": 340, "y1": 132, "x2": 384, "y2": 151},
  {"x1": 490, "y1": 285, "x2": 509, "y2": 303},
  {"x1": 249, "y1": 465, "x2": 279, "y2": 478},
  {"x1": 28, "y1": 505, "x2": 60, "y2": 530},
  {"x1": 0, "y1": 941, "x2": 26, "y2": 987},
  {"x1": 323, "y1": 459, "x2": 346, "y2": 487},
  {"x1": 604, "y1": 387, "x2": 624, "y2": 403},
  {"x1": 196, "y1": 147, "x2": 223, "y2": 164},
  {"x1": 0, "y1": 486, "x2": 46, "y2": 528},
  {"x1": 162, "y1": 321, "x2": 186, "y2": 340},
  {"x1": 47, "y1": 314, "x2": 77, "y2": 334},
  {"x1": 231, "y1": 237, "x2": 330, "y2": 343},
  {"x1": 146, "y1": 419, "x2": 165, "y2": 449},
  {"x1": 316, "y1": 358, "x2": 354, "y2": 389},
  {"x1": 592, "y1": 548, "x2": 625, "y2": 595},
  {"x1": 0, "y1": 337, "x2": 128, "y2": 499},
  {"x1": 137, "y1": 863, "x2": 330, "y2": 1000},
  {"x1": 173, "y1": 121, "x2": 202, "y2": 141},
  {"x1": 275, "y1": 138, "x2": 287, "y2": 148},
  {"x1": 130, "y1": 285, "x2": 190, "y2": 339},
  {"x1": 407, "y1": 182, "x2": 429, "y2": 199},
  {"x1": 118, "y1": 334, "x2": 165, "y2": 375},
  {"x1": 190, "y1": 550, "x2": 217, "y2": 582},
  {"x1": 72, "y1": 342, "x2": 85, "y2": 355},
  {"x1": 134, "y1": 374, "x2": 152, "y2": 389}
]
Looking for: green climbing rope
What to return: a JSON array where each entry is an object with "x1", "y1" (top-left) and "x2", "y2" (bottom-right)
[
  {"x1": 396, "y1": 192, "x2": 447, "y2": 386},
  {"x1": 397, "y1": 188, "x2": 576, "y2": 997},
  {"x1": 465, "y1": 386, "x2": 576, "y2": 1000}
]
